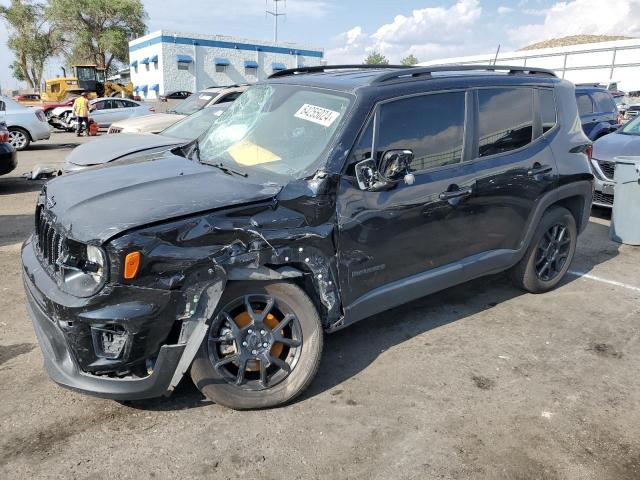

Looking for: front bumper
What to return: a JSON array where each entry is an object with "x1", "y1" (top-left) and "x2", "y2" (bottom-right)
[
  {"x1": 25, "y1": 283, "x2": 185, "y2": 400},
  {"x1": 22, "y1": 237, "x2": 186, "y2": 400}
]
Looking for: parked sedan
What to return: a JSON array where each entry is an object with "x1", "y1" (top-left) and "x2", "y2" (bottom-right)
[
  {"x1": 159, "y1": 90, "x2": 192, "y2": 102},
  {"x1": 591, "y1": 115, "x2": 640, "y2": 208},
  {"x1": 0, "y1": 122, "x2": 17, "y2": 176},
  {"x1": 0, "y1": 96, "x2": 50, "y2": 150},
  {"x1": 63, "y1": 103, "x2": 230, "y2": 173},
  {"x1": 51, "y1": 98, "x2": 155, "y2": 129}
]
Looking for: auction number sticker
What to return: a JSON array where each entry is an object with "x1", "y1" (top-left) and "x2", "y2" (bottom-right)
[{"x1": 294, "y1": 104, "x2": 340, "y2": 127}]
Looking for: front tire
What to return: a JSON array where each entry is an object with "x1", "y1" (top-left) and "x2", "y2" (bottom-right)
[
  {"x1": 190, "y1": 281, "x2": 323, "y2": 410},
  {"x1": 510, "y1": 206, "x2": 577, "y2": 293}
]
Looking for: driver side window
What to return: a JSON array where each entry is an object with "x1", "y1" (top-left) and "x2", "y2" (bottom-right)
[{"x1": 377, "y1": 92, "x2": 466, "y2": 172}]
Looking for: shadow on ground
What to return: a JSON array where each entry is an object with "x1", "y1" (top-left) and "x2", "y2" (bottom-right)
[
  {"x1": 0, "y1": 214, "x2": 34, "y2": 248},
  {"x1": 0, "y1": 177, "x2": 45, "y2": 196}
]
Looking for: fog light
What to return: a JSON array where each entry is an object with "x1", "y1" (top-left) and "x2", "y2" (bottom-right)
[{"x1": 91, "y1": 325, "x2": 128, "y2": 359}]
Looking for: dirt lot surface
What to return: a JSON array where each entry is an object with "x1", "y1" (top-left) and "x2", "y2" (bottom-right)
[{"x1": 1, "y1": 132, "x2": 639, "y2": 479}]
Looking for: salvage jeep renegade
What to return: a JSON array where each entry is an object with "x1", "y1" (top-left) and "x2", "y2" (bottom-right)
[{"x1": 23, "y1": 65, "x2": 594, "y2": 409}]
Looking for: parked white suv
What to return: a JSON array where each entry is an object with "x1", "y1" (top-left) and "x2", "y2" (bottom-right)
[
  {"x1": 0, "y1": 96, "x2": 50, "y2": 150},
  {"x1": 107, "y1": 85, "x2": 247, "y2": 134}
]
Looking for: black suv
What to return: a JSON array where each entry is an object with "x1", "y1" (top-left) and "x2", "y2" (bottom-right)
[{"x1": 23, "y1": 65, "x2": 593, "y2": 409}]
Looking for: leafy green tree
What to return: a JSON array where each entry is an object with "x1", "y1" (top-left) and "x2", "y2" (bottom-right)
[
  {"x1": 401, "y1": 54, "x2": 419, "y2": 66},
  {"x1": 364, "y1": 51, "x2": 389, "y2": 65},
  {"x1": 47, "y1": 0, "x2": 147, "y2": 74},
  {"x1": 0, "y1": 0, "x2": 59, "y2": 90}
]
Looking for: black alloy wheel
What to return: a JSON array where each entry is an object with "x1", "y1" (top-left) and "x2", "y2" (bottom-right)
[
  {"x1": 207, "y1": 294, "x2": 303, "y2": 390},
  {"x1": 534, "y1": 223, "x2": 572, "y2": 281}
]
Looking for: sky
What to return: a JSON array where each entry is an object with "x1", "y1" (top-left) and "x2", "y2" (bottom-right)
[{"x1": 2, "y1": 0, "x2": 640, "y2": 90}]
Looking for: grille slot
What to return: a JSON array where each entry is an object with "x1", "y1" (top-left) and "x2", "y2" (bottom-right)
[
  {"x1": 597, "y1": 160, "x2": 616, "y2": 180},
  {"x1": 108, "y1": 126, "x2": 122, "y2": 134},
  {"x1": 593, "y1": 190, "x2": 614, "y2": 206},
  {"x1": 35, "y1": 205, "x2": 65, "y2": 272}
]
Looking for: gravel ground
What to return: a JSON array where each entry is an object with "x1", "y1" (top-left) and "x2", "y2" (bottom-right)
[{"x1": 1, "y1": 132, "x2": 639, "y2": 479}]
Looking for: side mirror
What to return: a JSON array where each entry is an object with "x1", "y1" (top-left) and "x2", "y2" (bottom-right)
[
  {"x1": 354, "y1": 149, "x2": 416, "y2": 191},
  {"x1": 379, "y1": 149, "x2": 414, "y2": 181}
]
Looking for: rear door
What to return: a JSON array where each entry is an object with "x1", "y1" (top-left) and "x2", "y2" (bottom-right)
[
  {"x1": 337, "y1": 90, "x2": 480, "y2": 304},
  {"x1": 469, "y1": 86, "x2": 558, "y2": 262}
]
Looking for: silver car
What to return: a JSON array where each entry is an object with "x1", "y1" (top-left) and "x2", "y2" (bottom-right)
[
  {"x1": 0, "y1": 96, "x2": 50, "y2": 150},
  {"x1": 63, "y1": 103, "x2": 230, "y2": 173},
  {"x1": 591, "y1": 115, "x2": 640, "y2": 207},
  {"x1": 89, "y1": 98, "x2": 155, "y2": 128}
]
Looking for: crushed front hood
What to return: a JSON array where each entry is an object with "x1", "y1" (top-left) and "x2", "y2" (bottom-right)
[
  {"x1": 65, "y1": 133, "x2": 182, "y2": 166},
  {"x1": 44, "y1": 152, "x2": 282, "y2": 243}
]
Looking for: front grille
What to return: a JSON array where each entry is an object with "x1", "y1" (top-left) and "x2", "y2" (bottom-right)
[
  {"x1": 35, "y1": 205, "x2": 65, "y2": 273},
  {"x1": 108, "y1": 126, "x2": 122, "y2": 134},
  {"x1": 597, "y1": 159, "x2": 616, "y2": 180},
  {"x1": 593, "y1": 190, "x2": 614, "y2": 206}
]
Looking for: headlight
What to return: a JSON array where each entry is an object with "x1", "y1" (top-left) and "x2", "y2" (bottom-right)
[{"x1": 61, "y1": 243, "x2": 107, "y2": 297}]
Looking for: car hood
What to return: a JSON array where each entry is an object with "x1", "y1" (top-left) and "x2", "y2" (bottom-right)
[
  {"x1": 112, "y1": 113, "x2": 185, "y2": 133},
  {"x1": 66, "y1": 133, "x2": 183, "y2": 166},
  {"x1": 44, "y1": 152, "x2": 282, "y2": 243},
  {"x1": 593, "y1": 132, "x2": 640, "y2": 161}
]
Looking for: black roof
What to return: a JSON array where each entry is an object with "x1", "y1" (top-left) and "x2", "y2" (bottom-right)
[{"x1": 267, "y1": 64, "x2": 558, "y2": 92}]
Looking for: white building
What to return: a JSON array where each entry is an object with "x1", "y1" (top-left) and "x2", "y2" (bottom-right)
[
  {"x1": 128, "y1": 30, "x2": 324, "y2": 99},
  {"x1": 419, "y1": 38, "x2": 640, "y2": 93}
]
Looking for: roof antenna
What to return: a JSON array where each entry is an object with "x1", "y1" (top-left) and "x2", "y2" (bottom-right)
[
  {"x1": 493, "y1": 44, "x2": 501, "y2": 65},
  {"x1": 266, "y1": 0, "x2": 286, "y2": 43}
]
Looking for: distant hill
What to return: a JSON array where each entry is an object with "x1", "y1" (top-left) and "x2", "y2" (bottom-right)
[{"x1": 520, "y1": 35, "x2": 634, "y2": 51}]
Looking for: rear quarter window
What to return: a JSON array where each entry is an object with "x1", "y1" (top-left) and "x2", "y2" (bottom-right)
[
  {"x1": 477, "y1": 87, "x2": 534, "y2": 157},
  {"x1": 576, "y1": 93, "x2": 593, "y2": 115},
  {"x1": 539, "y1": 89, "x2": 557, "y2": 133},
  {"x1": 592, "y1": 92, "x2": 616, "y2": 113}
]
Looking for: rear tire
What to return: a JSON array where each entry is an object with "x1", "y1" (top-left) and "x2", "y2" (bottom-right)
[
  {"x1": 510, "y1": 206, "x2": 577, "y2": 293},
  {"x1": 190, "y1": 281, "x2": 323, "y2": 410},
  {"x1": 8, "y1": 127, "x2": 30, "y2": 150}
]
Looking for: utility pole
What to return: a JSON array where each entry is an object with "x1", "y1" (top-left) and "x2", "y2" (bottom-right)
[{"x1": 266, "y1": 0, "x2": 286, "y2": 43}]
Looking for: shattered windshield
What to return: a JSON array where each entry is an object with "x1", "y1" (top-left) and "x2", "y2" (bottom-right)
[{"x1": 198, "y1": 84, "x2": 352, "y2": 178}]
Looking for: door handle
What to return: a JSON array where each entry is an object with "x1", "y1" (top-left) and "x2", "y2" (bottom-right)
[
  {"x1": 527, "y1": 165, "x2": 553, "y2": 176},
  {"x1": 439, "y1": 187, "x2": 472, "y2": 201}
]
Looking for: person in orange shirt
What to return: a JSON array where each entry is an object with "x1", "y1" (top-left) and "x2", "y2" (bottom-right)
[{"x1": 72, "y1": 92, "x2": 90, "y2": 136}]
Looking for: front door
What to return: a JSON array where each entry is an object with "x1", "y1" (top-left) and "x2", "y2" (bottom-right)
[{"x1": 337, "y1": 90, "x2": 480, "y2": 305}]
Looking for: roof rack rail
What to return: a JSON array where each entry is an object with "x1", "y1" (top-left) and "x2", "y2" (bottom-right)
[
  {"x1": 269, "y1": 64, "x2": 410, "y2": 79},
  {"x1": 371, "y1": 64, "x2": 558, "y2": 84}
]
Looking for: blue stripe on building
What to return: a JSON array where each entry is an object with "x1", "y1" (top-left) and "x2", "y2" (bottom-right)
[{"x1": 130, "y1": 34, "x2": 323, "y2": 58}]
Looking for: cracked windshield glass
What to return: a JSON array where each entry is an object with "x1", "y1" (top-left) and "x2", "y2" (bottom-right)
[{"x1": 198, "y1": 84, "x2": 352, "y2": 178}]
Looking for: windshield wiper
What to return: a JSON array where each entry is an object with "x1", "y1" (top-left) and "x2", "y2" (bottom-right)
[
  {"x1": 189, "y1": 139, "x2": 201, "y2": 162},
  {"x1": 202, "y1": 160, "x2": 248, "y2": 177}
]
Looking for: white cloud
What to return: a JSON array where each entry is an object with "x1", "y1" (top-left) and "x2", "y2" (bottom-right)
[
  {"x1": 510, "y1": 0, "x2": 640, "y2": 47},
  {"x1": 498, "y1": 6, "x2": 514, "y2": 15},
  {"x1": 326, "y1": 0, "x2": 482, "y2": 64}
]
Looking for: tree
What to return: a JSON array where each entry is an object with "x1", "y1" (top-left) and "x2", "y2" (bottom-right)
[
  {"x1": 0, "y1": 0, "x2": 59, "y2": 90},
  {"x1": 47, "y1": 0, "x2": 147, "y2": 74},
  {"x1": 401, "y1": 54, "x2": 419, "y2": 66},
  {"x1": 364, "y1": 51, "x2": 389, "y2": 65}
]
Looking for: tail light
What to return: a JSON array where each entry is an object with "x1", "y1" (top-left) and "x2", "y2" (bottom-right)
[
  {"x1": 35, "y1": 110, "x2": 46, "y2": 122},
  {"x1": 570, "y1": 144, "x2": 593, "y2": 161},
  {"x1": 0, "y1": 131, "x2": 8, "y2": 143},
  {"x1": 586, "y1": 144, "x2": 593, "y2": 161},
  {"x1": 149, "y1": 107, "x2": 156, "y2": 113}
]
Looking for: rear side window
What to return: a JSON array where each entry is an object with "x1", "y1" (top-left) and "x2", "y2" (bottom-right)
[
  {"x1": 477, "y1": 87, "x2": 534, "y2": 157},
  {"x1": 592, "y1": 92, "x2": 616, "y2": 113},
  {"x1": 377, "y1": 91, "x2": 466, "y2": 172},
  {"x1": 539, "y1": 89, "x2": 557, "y2": 133},
  {"x1": 576, "y1": 93, "x2": 593, "y2": 115}
]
